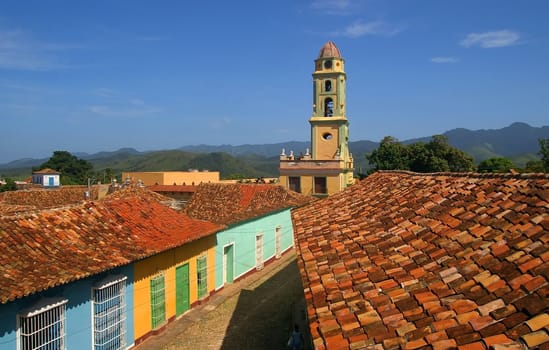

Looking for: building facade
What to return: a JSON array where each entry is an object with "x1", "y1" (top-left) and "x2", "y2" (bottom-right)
[
  {"x1": 279, "y1": 41, "x2": 354, "y2": 197},
  {"x1": 31, "y1": 168, "x2": 61, "y2": 187},
  {"x1": 122, "y1": 171, "x2": 219, "y2": 186}
]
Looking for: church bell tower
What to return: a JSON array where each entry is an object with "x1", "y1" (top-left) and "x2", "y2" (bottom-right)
[{"x1": 279, "y1": 41, "x2": 354, "y2": 196}]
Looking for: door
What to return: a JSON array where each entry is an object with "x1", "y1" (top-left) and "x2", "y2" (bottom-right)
[
  {"x1": 256, "y1": 234, "x2": 264, "y2": 270},
  {"x1": 223, "y1": 244, "x2": 234, "y2": 284},
  {"x1": 175, "y1": 264, "x2": 190, "y2": 316},
  {"x1": 48, "y1": 177, "x2": 54, "y2": 187}
]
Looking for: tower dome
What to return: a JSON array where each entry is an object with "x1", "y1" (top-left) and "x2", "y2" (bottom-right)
[{"x1": 318, "y1": 41, "x2": 342, "y2": 58}]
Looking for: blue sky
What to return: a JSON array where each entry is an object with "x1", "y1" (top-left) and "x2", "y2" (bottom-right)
[{"x1": 0, "y1": 0, "x2": 548, "y2": 163}]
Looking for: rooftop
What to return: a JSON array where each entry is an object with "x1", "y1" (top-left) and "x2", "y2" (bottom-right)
[
  {"x1": 184, "y1": 183, "x2": 314, "y2": 225},
  {"x1": 318, "y1": 41, "x2": 342, "y2": 59},
  {"x1": 0, "y1": 191, "x2": 224, "y2": 304},
  {"x1": 292, "y1": 171, "x2": 549, "y2": 349}
]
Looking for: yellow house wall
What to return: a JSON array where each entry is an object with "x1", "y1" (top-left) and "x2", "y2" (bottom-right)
[
  {"x1": 122, "y1": 172, "x2": 165, "y2": 186},
  {"x1": 133, "y1": 235, "x2": 216, "y2": 340},
  {"x1": 163, "y1": 172, "x2": 219, "y2": 185},
  {"x1": 122, "y1": 171, "x2": 220, "y2": 186}
]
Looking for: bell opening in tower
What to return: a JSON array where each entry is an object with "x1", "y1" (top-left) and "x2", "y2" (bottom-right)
[{"x1": 324, "y1": 98, "x2": 334, "y2": 117}]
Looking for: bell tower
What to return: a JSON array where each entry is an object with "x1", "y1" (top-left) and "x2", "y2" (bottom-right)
[
  {"x1": 310, "y1": 41, "x2": 351, "y2": 163},
  {"x1": 279, "y1": 41, "x2": 354, "y2": 196}
]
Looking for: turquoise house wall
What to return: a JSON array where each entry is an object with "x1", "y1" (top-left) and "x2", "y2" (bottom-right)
[
  {"x1": 0, "y1": 265, "x2": 134, "y2": 350},
  {"x1": 214, "y1": 209, "x2": 294, "y2": 289}
]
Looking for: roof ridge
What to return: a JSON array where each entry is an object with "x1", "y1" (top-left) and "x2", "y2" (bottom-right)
[{"x1": 377, "y1": 170, "x2": 549, "y2": 179}]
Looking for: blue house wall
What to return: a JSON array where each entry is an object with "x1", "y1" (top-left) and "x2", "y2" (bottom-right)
[
  {"x1": 0, "y1": 265, "x2": 134, "y2": 350},
  {"x1": 214, "y1": 208, "x2": 294, "y2": 290}
]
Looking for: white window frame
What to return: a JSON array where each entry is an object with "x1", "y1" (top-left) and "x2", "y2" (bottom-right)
[
  {"x1": 275, "y1": 226, "x2": 282, "y2": 259},
  {"x1": 17, "y1": 298, "x2": 68, "y2": 350},
  {"x1": 256, "y1": 233, "x2": 264, "y2": 270},
  {"x1": 92, "y1": 275, "x2": 127, "y2": 350}
]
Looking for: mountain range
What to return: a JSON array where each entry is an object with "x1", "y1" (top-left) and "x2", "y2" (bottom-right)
[{"x1": 1, "y1": 122, "x2": 547, "y2": 179}]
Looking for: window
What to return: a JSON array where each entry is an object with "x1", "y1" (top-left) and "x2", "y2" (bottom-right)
[
  {"x1": 325, "y1": 80, "x2": 332, "y2": 92},
  {"x1": 256, "y1": 234, "x2": 264, "y2": 270},
  {"x1": 150, "y1": 274, "x2": 166, "y2": 329},
  {"x1": 92, "y1": 276, "x2": 127, "y2": 350},
  {"x1": 324, "y1": 98, "x2": 334, "y2": 117},
  {"x1": 314, "y1": 177, "x2": 327, "y2": 194},
  {"x1": 18, "y1": 299, "x2": 67, "y2": 350},
  {"x1": 289, "y1": 177, "x2": 301, "y2": 193},
  {"x1": 275, "y1": 226, "x2": 282, "y2": 258},
  {"x1": 197, "y1": 256, "x2": 208, "y2": 299}
]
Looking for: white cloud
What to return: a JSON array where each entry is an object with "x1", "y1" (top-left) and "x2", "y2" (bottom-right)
[
  {"x1": 89, "y1": 105, "x2": 161, "y2": 118},
  {"x1": 310, "y1": 0, "x2": 352, "y2": 14},
  {"x1": 92, "y1": 88, "x2": 120, "y2": 98},
  {"x1": 334, "y1": 20, "x2": 401, "y2": 38},
  {"x1": 208, "y1": 117, "x2": 231, "y2": 130},
  {"x1": 460, "y1": 30, "x2": 520, "y2": 48},
  {"x1": 430, "y1": 57, "x2": 460, "y2": 64},
  {"x1": 0, "y1": 29, "x2": 75, "y2": 70}
]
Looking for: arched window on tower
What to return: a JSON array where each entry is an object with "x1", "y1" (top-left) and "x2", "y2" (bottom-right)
[
  {"x1": 325, "y1": 80, "x2": 332, "y2": 92},
  {"x1": 324, "y1": 98, "x2": 334, "y2": 117}
]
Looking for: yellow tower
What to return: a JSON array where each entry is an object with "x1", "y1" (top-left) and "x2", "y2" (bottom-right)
[{"x1": 279, "y1": 41, "x2": 354, "y2": 197}]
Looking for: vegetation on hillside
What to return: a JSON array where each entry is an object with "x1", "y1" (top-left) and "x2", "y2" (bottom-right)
[{"x1": 366, "y1": 135, "x2": 475, "y2": 174}]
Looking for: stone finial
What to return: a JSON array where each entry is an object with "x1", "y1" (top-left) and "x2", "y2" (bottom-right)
[
  {"x1": 290, "y1": 150, "x2": 294, "y2": 157},
  {"x1": 305, "y1": 148, "x2": 310, "y2": 156},
  {"x1": 281, "y1": 148, "x2": 286, "y2": 156}
]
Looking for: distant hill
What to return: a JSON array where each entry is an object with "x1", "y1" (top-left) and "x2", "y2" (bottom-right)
[{"x1": 1, "y1": 122, "x2": 547, "y2": 179}]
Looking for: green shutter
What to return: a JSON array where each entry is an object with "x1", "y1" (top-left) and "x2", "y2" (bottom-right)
[
  {"x1": 150, "y1": 274, "x2": 166, "y2": 329},
  {"x1": 197, "y1": 256, "x2": 207, "y2": 299},
  {"x1": 176, "y1": 264, "x2": 190, "y2": 316}
]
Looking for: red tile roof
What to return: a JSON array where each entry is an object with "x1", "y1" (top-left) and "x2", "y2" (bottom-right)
[
  {"x1": 147, "y1": 184, "x2": 197, "y2": 193},
  {"x1": 0, "y1": 186, "x2": 97, "y2": 213},
  {"x1": 184, "y1": 183, "x2": 315, "y2": 225},
  {"x1": 32, "y1": 168, "x2": 60, "y2": 174},
  {"x1": 291, "y1": 171, "x2": 549, "y2": 350},
  {"x1": 0, "y1": 193, "x2": 224, "y2": 304}
]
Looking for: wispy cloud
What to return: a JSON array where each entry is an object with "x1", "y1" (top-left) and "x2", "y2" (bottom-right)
[
  {"x1": 310, "y1": 0, "x2": 352, "y2": 15},
  {"x1": 88, "y1": 104, "x2": 162, "y2": 118},
  {"x1": 460, "y1": 30, "x2": 520, "y2": 48},
  {"x1": 208, "y1": 117, "x2": 231, "y2": 130},
  {"x1": 0, "y1": 29, "x2": 78, "y2": 71},
  {"x1": 92, "y1": 88, "x2": 120, "y2": 98},
  {"x1": 135, "y1": 36, "x2": 169, "y2": 42},
  {"x1": 430, "y1": 57, "x2": 460, "y2": 64},
  {"x1": 333, "y1": 20, "x2": 402, "y2": 38}
]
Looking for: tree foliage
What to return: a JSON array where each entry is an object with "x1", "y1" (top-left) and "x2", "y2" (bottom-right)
[
  {"x1": 0, "y1": 178, "x2": 17, "y2": 192},
  {"x1": 367, "y1": 135, "x2": 475, "y2": 173},
  {"x1": 477, "y1": 157, "x2": 514, "y2": 173},
  {"x1": 539, "y1": 138, "x2": 549, "y2": 172},
  {"x1": 34, "y1": 151, "x2": 94, "y2": 185},
  {"x1": 366, "y1": 136, "x2": 409, "y2": 171}
]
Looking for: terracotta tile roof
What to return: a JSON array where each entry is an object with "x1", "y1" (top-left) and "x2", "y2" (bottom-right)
[
  {"x1": 184, "y1": 183, "x2": 315, "y2": 225},
  {"x1": 147, "y1": 184, "x2": 197, "y2": 193},
  {"x1": 0, "y1": 193, "x2": 224, "y2": 304},
  {"x1": 0, "y1": 186, "x2": 96, "y2": 212},
  {"x1": 32, "y1": 168, "x2": 60, "y2": 174},
  {"x1": 291, "y1": 171, "x2": 549, "y2": 350}
]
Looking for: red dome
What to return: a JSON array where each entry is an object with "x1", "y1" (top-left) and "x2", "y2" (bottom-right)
[{"x1": 318, "y1": 41, "x2": 342, "y2": 58}]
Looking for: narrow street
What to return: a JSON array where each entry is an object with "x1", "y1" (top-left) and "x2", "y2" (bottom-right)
[{"x1": 136, "y1": 250, "x2": 310, "y2": 350}]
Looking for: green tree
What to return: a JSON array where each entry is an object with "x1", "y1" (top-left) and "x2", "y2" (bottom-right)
[
  {"x1": 525, "y1": 160, "x2": 544, "y2": 173},
  {"x1": 34, "y1": 151, "x2": 94, "y2": 185},
  {"x1": 539, "y1": 138, "x2": 549, "y2": 171},
  {"x1": 366, "y1": 135, "x2": 475, "y2": 173},
  {"x1": 478, "y1": 157, "x2": 514, "y2": 173},
  {"x1": 366, "y1": 136, "x2": 409, "y2": 172},
  {"x1": 0, "y1": 178, "x2": 17, "y2": 192}
]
